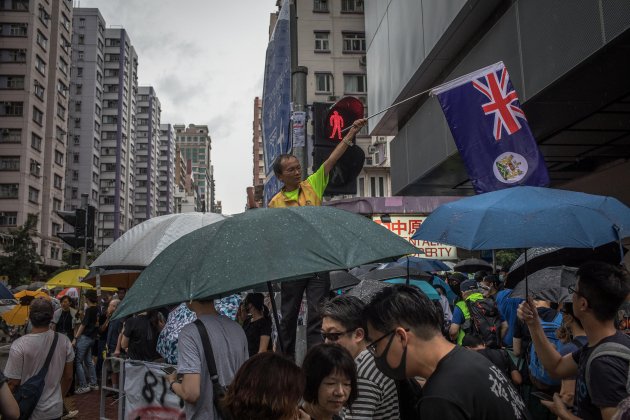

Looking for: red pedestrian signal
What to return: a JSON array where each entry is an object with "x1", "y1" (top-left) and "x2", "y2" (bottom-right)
[{"x1": 326, "y1": 97, "x2": 364, "y2": 142}]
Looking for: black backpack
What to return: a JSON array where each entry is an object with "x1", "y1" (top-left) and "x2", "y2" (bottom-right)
[
  {"x1": 465, "y1": 298, "x2": 502, "y2": 349},
  {"x1": 396, "y1": 378, "x2": 423, "y2": 420}
]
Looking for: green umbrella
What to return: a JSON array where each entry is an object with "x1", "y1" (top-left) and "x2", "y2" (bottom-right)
[{"x1": 115, "y1": 206, "x2": 418, "y2": 319}]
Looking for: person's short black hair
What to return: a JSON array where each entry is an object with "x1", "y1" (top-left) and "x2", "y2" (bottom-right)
[
  {"x1": 85, "y1": 289, "x2": 98, "y2": 303},
  {"x1": 474, "y1": 271, "x2": 488, "y2": 282},
  {"x1": 482, "y1": 274, "x2": 501, "y2": 286},
  {"x1": 320, "y1": 295, "x2": 365, "y2": 332},
  {"x1": 462, "y1": 334, "x2": 484, "y2": 348},
  {"x1": 30, "y1": 298, "x2": 53, "y2": 327},
  {"x1": 577, "y1": 262, "x2": 630, "y2": 322},
  {"x1": 302, "y1": 343, "x2": 358, "y2": 408},
  {"x1": 363, "y1": 284, "x2": 442, "y2": 340},
  {"x1": 59, "y1": 295, "x2": 72, "y2": 304},
  {"x1": 272, "y1": 154, "x2": 296, "y2": 177}
]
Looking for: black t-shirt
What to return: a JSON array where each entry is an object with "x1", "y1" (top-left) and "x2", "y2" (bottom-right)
[
  {"x1": 56, "y1": 310, "x2": 75, "y2": 340},
  {"x1": 420, "y1": 346, "x2": 531, "y2": 420},
  {"x1": 98, "y1": 312, "x2": 109, "y2": 340},
  {"x1": 477, "y1": 348, "x2": 517, "y2": 380},
  {"x1": 123, "y1": 314, "x2": 161, "y2": 361},
  {"x1": 82, "y1": 306, "x2": 100, "y2": 339},
  {"x1": 572, "y1": 331, "x2": 630, "y2": 420},
  {"x1": 243, "y1": 317, "x2": 272, "y2": 357}
]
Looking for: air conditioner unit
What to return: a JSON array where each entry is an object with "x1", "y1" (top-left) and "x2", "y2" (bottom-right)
[
  {"x1": 374, "y1": 136, "x2": 387, "y2": 145},
  {"x1": 359, "y1": 55, "x2": 367, "y2": 66},
  {"x1": 367, "y1": 145, "x2": 377, "y2": 154},
  {"x1": 328, "y1": 95, "x2": 337, "y2": 102},
  {"x1": 365, "y1": 156, "x2": 373, "y2": 166}
]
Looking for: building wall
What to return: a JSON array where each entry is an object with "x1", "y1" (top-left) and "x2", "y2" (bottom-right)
[
  {"x1": 252, "y1": 96, "x2": 264, "y2": 187},
  {"x1": 174, "y1": 123, "x2": 212, "y2": 211},
  {"x1": 133, "y1": 85, "x2": 160, "y2": 224},
  {"x1": 0, "y1": 0, "x2": 74, "y2": 267},
  {"x1": 158, "y1": 123, "x2": 175, "y2": 215}
]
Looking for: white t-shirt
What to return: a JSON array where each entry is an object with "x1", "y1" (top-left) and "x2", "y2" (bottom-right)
[{"x1": 4, "y1": 329, "x2": 74, "y2": 420}]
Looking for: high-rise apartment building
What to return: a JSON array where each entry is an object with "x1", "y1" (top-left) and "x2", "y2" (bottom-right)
[
  {"x1": 251, "y1": 96, "x2": 264, "y2": 207},
  {"x1": 0, "y1": 0, "x2": 74, "y2": 268},
  {"x1": 66, "y1": 8, "x2": 104, "y2": 213},
  {"x1": 174, "y1": 124, "x2": 212, "y2": 212},
  {"x1": 158, "y1": 123, "x2": 175, "y2": 216},
  {"x1": 133, "y1": 85, "x2": 160, "y2": 224},
  {"x1": 98, "y1": 27, "x2": 137, "y2": 249}
]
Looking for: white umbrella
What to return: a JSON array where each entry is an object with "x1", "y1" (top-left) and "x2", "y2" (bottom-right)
[{"x1": 91, "y1": 212, "x2": 225, "y2": 269}]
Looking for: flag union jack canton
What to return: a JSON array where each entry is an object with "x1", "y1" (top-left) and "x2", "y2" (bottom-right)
[{"x1": 431, "y1": 62, "x2": 549, "y2": 194}]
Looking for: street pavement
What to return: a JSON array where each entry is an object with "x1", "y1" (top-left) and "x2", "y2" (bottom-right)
[{"x1": 66, "y1": 389, "x2": 117, "y2": 420}]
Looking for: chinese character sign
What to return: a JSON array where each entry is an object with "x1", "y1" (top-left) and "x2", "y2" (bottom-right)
[
  {"x1": 431, "y1": 62, "x2": 549, "y2": 194},
  {"x1": 372, "y1": 215, "x2": 457, "y2": 260}
]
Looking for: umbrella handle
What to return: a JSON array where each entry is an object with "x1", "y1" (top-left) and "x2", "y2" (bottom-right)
[
  {"x1": 267, "y1": 281, "x2": 284, "y2": 354},
  {"x1": 525, "y1": 251, "x2": 529, "y2": 299}
]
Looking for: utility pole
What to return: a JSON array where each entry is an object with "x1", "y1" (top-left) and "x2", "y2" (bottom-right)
[{"x1": 290, "y1": 0, "x2": 308, "y2": 179}]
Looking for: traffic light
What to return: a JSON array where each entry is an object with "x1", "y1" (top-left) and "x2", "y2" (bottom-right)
[
  {"x1": 56, "y1": 207, "x2": 94, "y2": 251},
  {"x1": 312, "y1": 98, "x2": 366, "y2": 195}
]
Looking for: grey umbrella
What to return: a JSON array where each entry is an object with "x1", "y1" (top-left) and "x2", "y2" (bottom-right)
[
  {"x1": 346, "y1": 280, "x2": 391, "y2": 304},
  {"x1": 510, "y1": 266, "x2": 577, "y2": 303}
]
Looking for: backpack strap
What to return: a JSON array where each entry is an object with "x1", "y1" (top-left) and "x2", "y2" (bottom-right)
[
  {"x1": 193, "y1": 319, "x2": 220, "y2": 385},
  {"x1": 585, "y1": 342, "x2": 630, "y2": 398}
]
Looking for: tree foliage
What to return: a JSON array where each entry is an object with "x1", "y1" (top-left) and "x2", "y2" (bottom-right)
[
  {"x1": 0, "y1": 215, "x2": 41, "y2": 287},
  {"x1": 495, "y1": 249, "x2": 524, "y2": 271}
]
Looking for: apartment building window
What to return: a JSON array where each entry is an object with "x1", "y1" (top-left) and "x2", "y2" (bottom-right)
[
  {"x1": 94, "y1": 121, "x2": 100, "y2": 132},
  {"x1": 75, "y1": 83, "x2": 82, "y2": 94},
  {"x1": 74, "y1": 118, "x2": 80, "y2": 128},
  {"x1": 59, "y1": 58, "x2": 68, "y2": 75},
  {"x1": 73, "y1": 152, "x2": 79, "y2": 163},
  {"x1": 78, "y1": 34, "x2": 84, "y2": 44},
  {"x1": 343, "y1": 73, "x2": 367, "y2": 94},
  {"x1": 95, "y1": 87, "x2": 101, "y2": 100},
  {"x1": 60, "y1": 35, "x2": 70, "y2": 54},
  {"x1": 313, "y1": 0, "x2": 328, "y2": 12},
  {"x1": 56, "y1": 103, "x2": 66, "y2": 120},
  {"x1": 53, "y1": 198, "x2": 61, "y2": 211},
  {"x1": 342, "y1": 32, "x2": 366, "y2": 53},
  {"x1": 370, "y1": 176, "x2": 385, "y2": 197},
  {"x1": 1, "y1": 101, "x2": 23, "y2": 116},
  {"x1": 53, "y1": 174, "x2": 62, "y2": 190},
  {"x1": 0, "y1": 23, "x2": 28, "y2": 37},
  {"x1": 0, "y1": 184, "x2": 18, "y2": 199},
  {"x1": 52, "y1": 222, "x2": 60, "y2": 236},
  {"x1": 32, "y1": 106, "x2": 43, "y2": 125},
  {"x1": 315, "y1": 73, "x2": 333, "y2": 94},
  {"x1": 34, "y1": 80, "x2": 44, "y2": 100},
  {"x1": 92, "y1": 155, "x2": 99, "y2": 166},
  {"x1": 101, "y1": 196, "x2": 114, "y2": 205},
  {"x1": 78, "y1": 18, "x2": 85, "y2": 27},
  {"x1": 106, "y1": 54, "x2": 120, "y2": 62},
  {"x1": 71, "y1": 170, "x2": 78, "y2": 181},
  {"x1": 95, "y1": 104, "x2": 101, "y2": 116},
  {"x1": 35, "y1": 55, "x2": 46, "y2": 74},
  {"x1": 0, "y1": 156, "x2": 19, "y2": 171},
  {"x1": 96, "y1": 71, "x2": 102, "y2": 84},
  {"x1": 57, "y1": 80, "x2": 68, "y2": 97},
  {"x1": 0, "y1": 0, "x2": 28, "y2": 11},
  {"x1": 61, "y1": 13, "x2": 70, "y2": 31},
  {"x1": 358, "y1": 177, "x2": 365, "y2": 197},
  {"x1": 50, "y1": 246, "x2": 60, "y2": 260},
  {"x1": 73, "y1": 135, "x2": 79, "y2": 145},
  {"x1": 314, "y1": 32, "x2": 330, "y2": 52},
  {"x1": 74, "y1": 101, "x2": 81, "y2": 112},
  {"x1": 76, "y1": 67, "x2": 83, "y2": 78},
  {"x1": 0, "y1": 49, "x2": 26, "y2": 63},
  {"x1": 31, "y1": 133, "x2": 42, "y2": 151},
  {"x1": 0, "y1": 211, "x2": 17, "y2": 226},
  {"x1": 92, "y1": 172, "x2": 98, "y2": 183},
  {"x1": 92, "y1": 189, "x2": 97, "y2": 201},
  {"x1": 36, "y1": 30, "x2": 48, "y2": 50},
  {"x1": 54, "y1": 150, "x2": 63, "y2": 165},
  {"x1": 341, "y1": 0, "x2": 363, "y2": 13},
  {"x1": 0, "y1": 75, "x2": 25, "y2": 89},
  {"x1": 55, "y1": 126, "x2": 65, "y2": 143},
  {"x1": 29, "y1": 159, "x2": 40, "y2": 176},
  {"x1": 0, "y1": 128, "x2": 21, "y2": 143},
  {"x1": 71, "y1": 187, "x2": 77, "y2": 199},
  {"x1": 77, "y1": 51, "x2": 84, "y2": 60},
  {"x1": 28, "y1": 186, "x2": 39, "y2": 203},
  {"x1": 38, "y1": 6, "x2": 50, "y2": 27}
]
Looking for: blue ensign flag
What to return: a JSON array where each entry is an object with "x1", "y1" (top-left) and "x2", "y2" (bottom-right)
[{"x1": 431, "y1": 62, "x2": 549, "y2": 193}]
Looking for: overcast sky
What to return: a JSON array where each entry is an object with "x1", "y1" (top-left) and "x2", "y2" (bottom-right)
[{"x1": 77, "y1": 0, "x2": 277, "y2": 214}]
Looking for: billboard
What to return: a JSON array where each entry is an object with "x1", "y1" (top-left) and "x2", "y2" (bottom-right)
[{"x1": 372, "y1": 215, "x2": 458, "y2": 260}]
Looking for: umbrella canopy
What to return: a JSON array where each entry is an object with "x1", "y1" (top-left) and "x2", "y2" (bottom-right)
[
  {"x1": 395, "y1": 256, "x2": 451, "y2": 272},
  {"x1": 91, "y1": 212, "x2": 225, "y2": 269},
  {"x1": 358, "y1": 266, "x2": 433, "y2": 283},
  {"x1": 2, "y1": 291, "x2": 50, "y2": 326},
  {"x1": 330, "y1": 270, "x2": 362, "y2": 291},
  {"x1": 0, "y1": 282, "x2": 16, "y2": 305},
  {"x1": 412, "y1": 186, "x2": 630, "y2": 249},
  {"x1": 115, "y1": 206, "x2": 419, "y2": 319},
  {"x1": 510, "y1": 266, "x2": 577, "y2": 303},
  {"x1": 83, "y1": 269, "x2": 141, "y2": 289},
  {"x1": 57, "y1": 287, "x2": 79, "y2": 299},
  {"x1": 453, "y1": 258, "x2": 493, "y2": 274},
  {"x1": 505, "y1": 241, "x2": 626, "y2": 288},
  {"x1": 347, "y1": 280, "x2": 390, "y2": 303},
  {"x1": 45, "y1": 269, "x2": 90, "y2": 289},
  {"x1": 383, "y1": 278, "x2": 440, "y2": 301}
]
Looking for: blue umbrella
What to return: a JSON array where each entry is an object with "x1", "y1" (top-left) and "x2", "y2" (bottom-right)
[
  {"x1": 432, "y1": 276, "x2": 457, "y2": 304},
  {"x1": 412, "y1": 186, "x2": 630, "y2": 250},
  {"x1": 384, "y1": 278, "x2": 440, "y2": 301},
  {"x1": 395, "y1": 256, "x2": 451, "y2": 272},
  {"x1": 0, "y1": 282, "x2": 16, "y2": 305}
]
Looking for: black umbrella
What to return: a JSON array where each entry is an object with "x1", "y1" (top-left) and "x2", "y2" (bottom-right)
[
  {"x1": 358, "y1": 266, "x2": 433, "y2": 283},
  {"x1": 510, "y1": 266, "x2": 578, "y2": 303},
  {"x1": 453, "y1": 258, "x2": 492, "y2": 274},
  {"x1": 329, "y1": 270, "x2": 362, "y2": 291},
  {"x1": 346, "y1": 280, "x2": 391, "y2": 303},
  {"x1": 505, "y1": 241, "x2": 626, "y2": 288}
]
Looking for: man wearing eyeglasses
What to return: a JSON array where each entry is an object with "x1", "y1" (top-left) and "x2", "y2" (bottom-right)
[
  {"x1": 518, "y1": 262, "x2": 630, "y2": 420},
  {"x1": 268, "y1": 118, "x2": 367, "y2": 361},
  {"x1": 320, "y1": 295, "x2": 400, "y2": 419},
  {"x1": 364, "y1": 284, "x2": 531, "y2": 420}
]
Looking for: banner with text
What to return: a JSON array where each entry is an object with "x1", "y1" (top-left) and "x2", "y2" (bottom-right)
[
  {"x1": 372, "y1": 215, "x2": 458, "y2": 260},
  {"x1": 124, "y1": 361, "x2": 184, "y2": 419}
]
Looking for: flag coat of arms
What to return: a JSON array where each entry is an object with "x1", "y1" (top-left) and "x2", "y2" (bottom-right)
[{"x1": 431, "y1": 62, "x2": 549, "y2": 193}]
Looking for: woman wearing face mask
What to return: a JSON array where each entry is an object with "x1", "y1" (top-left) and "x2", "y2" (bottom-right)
[
  {"x1": 301, "y1": 343, "x2": 358, "y2": 420},
  {"x1": 242, "y1": 293, "x2": 272, "y2": 357}
]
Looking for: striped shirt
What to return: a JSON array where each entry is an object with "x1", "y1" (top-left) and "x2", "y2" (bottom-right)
[{"x1": 344, "y1": 349, "x2": 400, "y2": 419}]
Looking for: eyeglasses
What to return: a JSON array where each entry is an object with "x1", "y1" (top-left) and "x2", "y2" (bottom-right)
[
  {"x1": 366, "y1": 330, "x2": 395, "y2": 355},
  {"x1": 568, "y1": 285, "x2": 582, "y2": 297},
  {"x1": 321, "y1": 329, "x2": 355, "y2": 342}
]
